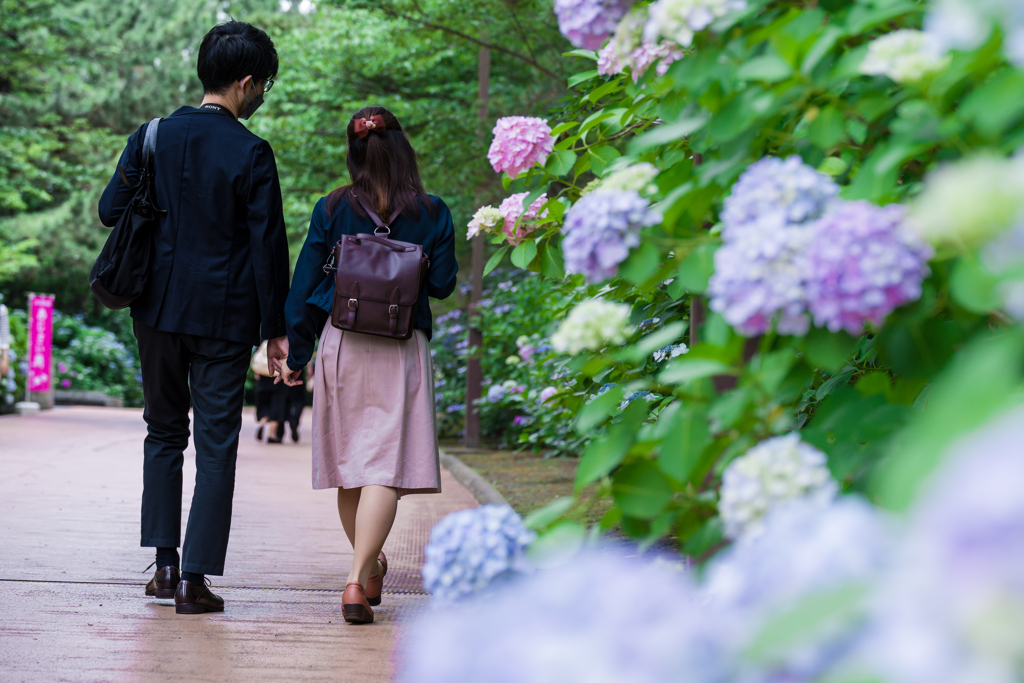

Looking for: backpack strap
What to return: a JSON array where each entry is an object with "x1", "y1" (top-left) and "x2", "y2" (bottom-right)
[
  {"x1": 141, "y1": 118, "x2": 161, "y2": 177},
  {"x1": 356, "y1": 197, "x2": 402, "y2": 235}
]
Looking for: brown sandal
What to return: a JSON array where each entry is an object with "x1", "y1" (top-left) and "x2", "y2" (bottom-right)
[
  {"x1": 365, "y1": 551, "x2": 388, "y2": 607},
  {"x1": 342, "y1": 582, "x2": 374, "y2": 624}
]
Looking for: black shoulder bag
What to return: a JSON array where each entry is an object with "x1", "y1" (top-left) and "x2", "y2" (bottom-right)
[{"x1": 89, "y1": 117, "x2": 165, "y2": 310}]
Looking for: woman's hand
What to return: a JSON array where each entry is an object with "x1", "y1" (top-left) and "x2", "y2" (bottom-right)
[{"x1": 275, "y1": 367, "x2": 304, "y2": 387}]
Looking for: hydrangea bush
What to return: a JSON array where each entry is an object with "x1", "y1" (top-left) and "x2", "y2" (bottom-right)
[{"x1": 455, "y1": 0, "x2": 1024, "y2": 582}]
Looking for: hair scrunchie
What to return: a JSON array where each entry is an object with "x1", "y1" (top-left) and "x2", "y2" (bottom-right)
[{"x1": 353, "y1": 115, "x2": 386, "y2": 139}]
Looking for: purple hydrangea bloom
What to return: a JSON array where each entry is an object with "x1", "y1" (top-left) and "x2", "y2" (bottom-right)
[
  {"x1": 554, "y1": 0, "x2": 633, "y2": 49},
  {"x1": 561, "y1": 189, "x2": 662, "y2": 283},
  {"x1": 486, "y1": 384, "x2": 506, "y2": 403},
  {"x1": 399, "y1": 551, "x2": 731, "y2": 683},
  {"x1": 708, "y1": 156, "x2": 839, "y2": 336},
  {"x1": 804, "y1": 201, "x2": 932, "y2": 335},
  {"x1": 421, "y1": 505, "x2": 535, "y2": 604}
]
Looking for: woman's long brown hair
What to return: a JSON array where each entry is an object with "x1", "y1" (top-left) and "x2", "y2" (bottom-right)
[{"x1": 325, "y1": 105, "x2": 434, "y2": 221}]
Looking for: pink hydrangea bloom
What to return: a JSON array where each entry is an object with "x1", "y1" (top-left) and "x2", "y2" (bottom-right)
[
  {"x1": 498, "y1": 192, "x2": 549, "y2": 246},
  {"x1": 555, "y1": 0, "x2": 633, "y2": 49},
  {"x1": 487, "y1": 117, "x2": 555, "y2": 178},
  {"x1": 539, "y1": 387, "x2": 559, "y2": 403}
]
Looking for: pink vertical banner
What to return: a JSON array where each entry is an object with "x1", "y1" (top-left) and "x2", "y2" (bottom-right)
[{"x1": 28, "y1": 295, "x2": 55, "y2": 393}]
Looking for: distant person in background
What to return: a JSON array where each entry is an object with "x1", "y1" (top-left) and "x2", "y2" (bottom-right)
[
  {"x1": 0, "y1": 294, "x2": 9, "y2": 378},
  {"x1": 98, "y1": 21, "x2": 290, "y2": 615},
  {"x1": 254, "y1": 373, "x2": 285, "y2": 443}
]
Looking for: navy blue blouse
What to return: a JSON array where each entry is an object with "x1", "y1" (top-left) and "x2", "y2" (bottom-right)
[{"x1": 284, "y1": 194, "x2": 458, "y2": 371}]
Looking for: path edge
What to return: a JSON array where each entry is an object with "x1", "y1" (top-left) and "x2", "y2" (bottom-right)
[{"x1": 439, "y1": 450, "x2": 510, "y2": 507}]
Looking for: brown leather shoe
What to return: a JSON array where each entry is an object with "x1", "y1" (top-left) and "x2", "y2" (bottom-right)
[
  {"x1": 342, "y1": 582, "x2": 374, "y2": 624},
  {"x1": 145, "y1": 566, "x2": 180, "y2": 599},
  {"x1": 365, "y1": 551, "x2": 388, "y2": 607},
  {"x1": 174, "y1": 579, "x2": 225, "y2": 615}
]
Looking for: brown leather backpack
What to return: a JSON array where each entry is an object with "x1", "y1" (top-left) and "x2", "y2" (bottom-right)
[{"x1": 323, "y1": 198, "x2": 429, "y2": 340}]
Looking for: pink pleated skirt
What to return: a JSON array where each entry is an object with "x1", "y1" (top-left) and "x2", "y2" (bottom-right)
[{"x1": 311, "y1": 320, "x2": 441, "y2": 496}]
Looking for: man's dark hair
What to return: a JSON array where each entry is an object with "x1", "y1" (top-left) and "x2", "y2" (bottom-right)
[{"x1": 197, "y1": 21, "x2": 278, "y2": 94}]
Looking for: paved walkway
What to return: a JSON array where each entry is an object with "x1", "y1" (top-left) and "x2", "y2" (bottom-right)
[{"x1": 0, "y1": 407, "x2": 478, "y2": 682}]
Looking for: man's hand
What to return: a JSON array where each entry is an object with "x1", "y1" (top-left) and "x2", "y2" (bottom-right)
[{"x1": 266, "y1": 336, "x2": 289, "y2": 376}]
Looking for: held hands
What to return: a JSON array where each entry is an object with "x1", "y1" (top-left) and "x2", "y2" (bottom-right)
[
  {"x1": 266, "y1": 336, "x2": 289, "y2": 376},
  {"x1": 267, "y1": 335, "x2": 303, "y2": 386}
]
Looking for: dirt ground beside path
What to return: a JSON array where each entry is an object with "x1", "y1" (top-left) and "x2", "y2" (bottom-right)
[{"x1": 0, "y1": 406, "x2": 478, "y2": 682}]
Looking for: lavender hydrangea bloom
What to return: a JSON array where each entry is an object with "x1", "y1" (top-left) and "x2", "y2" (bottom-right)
[
  {"x1": 708, "y1": 156, "x2": 839, "y2": 336},
  {"x1": 421, "y1": 505, "x2": 535, "y2": 603},
  {"x1": 399, "y1": 552, "x2": 731, "y2": 683},
  {"x1": 804, "y1": 201, "x2": 932, "y2": 335},
  {"x1": 554, "y1": 0, "x2": 633, "y2": 50},
  {"x1": 562, "y1": 189, "x2": 662, "y2": 283},
  {"x1": 864, "y1": 406, "x2": 1024, "y2": 683},
  {"x1": 925, "y1": 0, "x2": 1024, "y2": 68}
]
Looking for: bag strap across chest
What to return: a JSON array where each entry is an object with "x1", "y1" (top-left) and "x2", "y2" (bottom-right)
[{"x1": 356, "y1": 197, "x2": 401, "y2": 235}]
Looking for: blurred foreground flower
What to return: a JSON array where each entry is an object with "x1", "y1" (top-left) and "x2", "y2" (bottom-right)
[
  {"x1": 865, "y1": 405, "x2": 1024, "y2": 683},
  {"x1": 487, "y1": 117, "x2": 555, "y2": 178},
  {"x1": 601, "y1": 162, "x2": 660, "y2": 194},
  {"x1": 550, "y1": 298, "x2": 632, "y2": 354},
  {"x1": 399, "y1": 552, "x2": 729, "y2": 683},
  {"x1": 908, "y1": 154, "x2": 1024, "y2": 251},
  {"x1": 562, "y1": 189, "x2": 662, "y2": 283},
  {"x1": 643, "y1": 0, "x2": 747, "y2": 47},
  {"x1": 804, "y1": 201, "x2": 932, "y2": 334},
  {"x1": 421, "y1": 505, "x2": 535, "y2": 603},
  {"x1": 718, "y1": 433, "x2": 838, "y2": 540},
  {"x1": 981, "y1": 221, "x2": 1024, "y2": 321},
  {"x1": 859, "y1": 29, "x2": 950, "y2": 83},
  {"x1": 925, "y1": 0, "x2": 1024, "y2": 67},
  {"x1": 554, "y1": 0, "x2": 632, "y2": 49},
  {"x1": 653, "y1": 342, "x2": 688, "y2": 362}
]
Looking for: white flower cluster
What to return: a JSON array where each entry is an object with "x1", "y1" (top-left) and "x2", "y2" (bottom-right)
[
  {"x1": 601, "y1": 162, "x2": 660, "y2": 194},
  {"x1": 909, "y1": 154, "x2": 1024, "y2": 251},
  {"x1": 466, "y1": 205, "x2": 504, "y2": 239},
  {"x1": 859, "y1": 29, "x2": 950, "y2": 83},
  {"x1": 653, "y1": 342, "x2": 688, "y2": 363},
  {"x1": 643, "y1": 0, "x2": 747, "y2": 48},
  {"x1": 718, "y1": 433, "x2": 838, "y2": 540},
  {"x1": 550, "y1": 298, "x2": 632, "y2": 355}
]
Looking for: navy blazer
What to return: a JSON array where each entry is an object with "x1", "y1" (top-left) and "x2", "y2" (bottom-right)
[
  {"x1": 98, "y1": 105, "x2": 290, "y2": 346},
  {"x1": 284, "y1": 194, "x2": 458, "y2": 371}
]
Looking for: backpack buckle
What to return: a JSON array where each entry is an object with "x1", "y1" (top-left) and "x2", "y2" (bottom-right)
[{"x1": 348, "y1": 298, "x2": 358, "y2": 309}]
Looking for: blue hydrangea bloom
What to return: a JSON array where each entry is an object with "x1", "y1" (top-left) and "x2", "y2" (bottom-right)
[
  {"x1": 561, "y1": 189, "x2": 662, "y2": 283},
  {"x1": 421, "y1": 505, "x2": 535, "y2": 603}
]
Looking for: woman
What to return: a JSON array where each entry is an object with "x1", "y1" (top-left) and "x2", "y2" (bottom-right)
[{"x1": 278, "y1": 105, "x2": 457, "y2": 624}]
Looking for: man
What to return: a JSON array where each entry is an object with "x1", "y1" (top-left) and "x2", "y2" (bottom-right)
[{"x1": 98, "y1": 21, "x2": 290, "y2": 614}]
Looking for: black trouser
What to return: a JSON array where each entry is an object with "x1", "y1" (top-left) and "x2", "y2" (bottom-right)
[{"x1": 134, "y1": 320, "x2": 251, "y2": 576}]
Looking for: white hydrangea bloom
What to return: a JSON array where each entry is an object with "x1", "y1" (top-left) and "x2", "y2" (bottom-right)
[
  {"x1": 908, "y1": 154, "x2": 1024, "y2": 251},
  {"x1": 718, "y1": 433, "x2": 838, "y2": 540},
  {"x1": 550, "y1": 298, "x2": 631, "y2": 355},
  {"x1": 602, "y1": 162, "x2": 660, "y2": 194},
  {"x1": 466, "y1": 205, "x2": 504, "y2": 239},
  {"x1": 643, "y1": 0, "x2": 747, "y2": 47},
  {"x1": 859, "y1": 30, "x2": 950, "y2": 83}
]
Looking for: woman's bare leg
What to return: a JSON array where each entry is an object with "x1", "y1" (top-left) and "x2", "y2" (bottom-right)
[
  {"x1": 346, "y1": 485, "x2": 398, "y2": 588},
  {"x1": 337, "y1": 487, "x2": 360, "y2": 547}
]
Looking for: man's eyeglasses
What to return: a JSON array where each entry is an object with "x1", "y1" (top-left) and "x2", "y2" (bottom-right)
[{"x1": 263, "y1": 78, "x2": 275, "y2": 92}]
